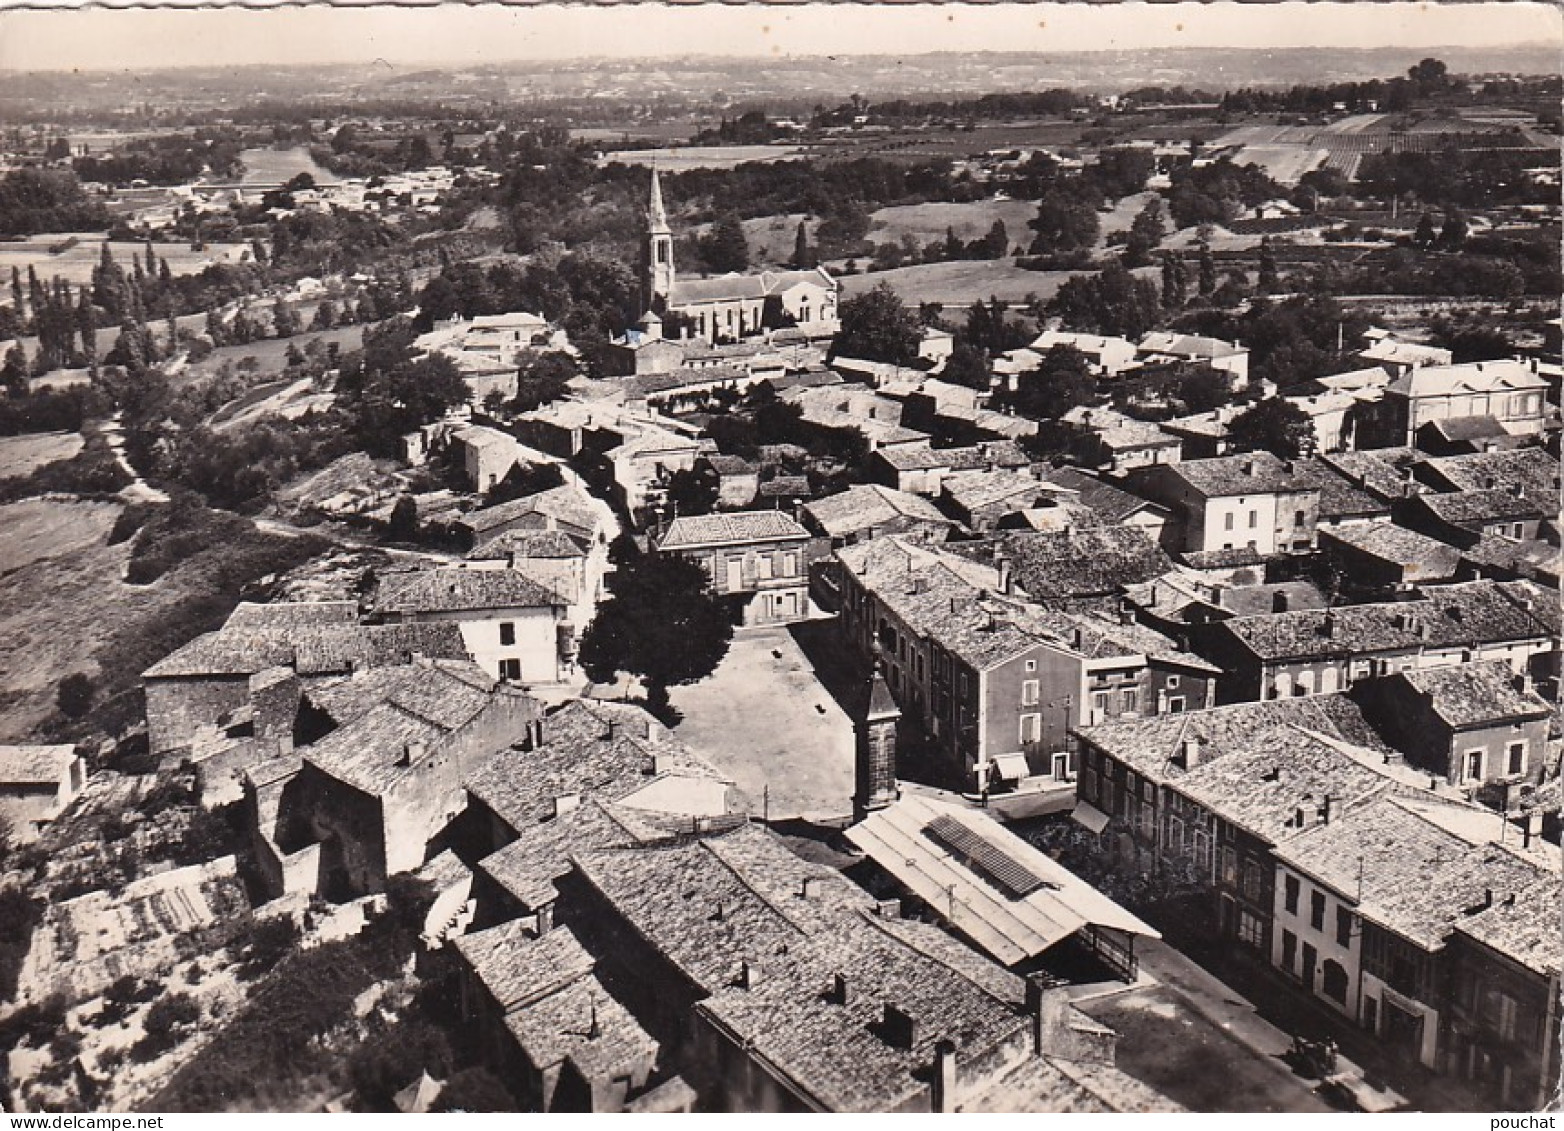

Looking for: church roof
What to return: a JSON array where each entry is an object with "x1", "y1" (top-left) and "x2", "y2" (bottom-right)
[
  {"x1": 648, "y1": 168, "x2": 670, "y2": 235},
  {"x1": 669, "y1": 268, "x2": 835, "y2": 307}
]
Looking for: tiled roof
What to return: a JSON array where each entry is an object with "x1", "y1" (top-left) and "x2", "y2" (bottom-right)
[
  {"x1": 0, "y1": 744, "x2": 77, "y2": 785},
  {"x1": 1414, "y1": 488, "x2": 1548, "y2": 528},
  {"x1": 222, "y1": 601, "x2": 359, "y2": 630},
  {"x1": 573, "y1": 824, "x2": 1040, "y2": 1113},
  {"x1": 463, "y1": 700, "x2": 729, "y2": 832},
  {"x1": 670, "y1": 267, "x2": 835, "y2": 306},
  {"x1": 1217, "y1": 581, "x2": 1552, "y2": 661},
  {"x1": 941, "y1": 469, "x2": 1047, "y2": 513},
  {"x1": 1420, "y1": 448, "x2": 1560, "y2": 498},
  {"x1": 465, "y1": 529, "x2": 587, "y2": 561},
  {"x1": 455, "y1": 918, "x2": 594, "y2": 1013},
  {"x1": 803, "y1": 485, "x2": 949, "y2": 539},
  {"x1": 1388, "y1": 660, "x2": 1551, "y2": 730},
  {"x1": 1137, "y1": 332, "x2": 1245, "y2": 360},
  {"x1": 703, "y1": 454, "x2": 758, "y2": 476},
  {"x1": 477, "y1": 798, "x2": 653, "y2": 910},
  {"x1": 874, "y1": 441, "x2": 1031, "y2": 472},
  {"x1": 463, "y1": 485, "x2": 602, "y2": 537},
  {"x1": 993, "y1": 527, "x2": 1173, "y2": 603},
  {"x1": 1318, "y1": 449, "x2": 1423, "y2": 504},
  {"x1": 302, "y1": 666, "x2": 524, "y2": 797},
  {"x1": 1078, "y1": 694, "x2": 1394, "y2": 785},
  {"x1": 1320, "y1": 524, "x2": 1462, "y2": 580},
  {"x1": 1166, "y1": 451, "x2": 1319, "y2": 498},
  {"x1": 1037, "y1": 467, "x2": 1166, "y2": 525},
  {"x1": 143, "y1": 619, "x2": 470, "y2": 679},
  {"x1": 1453, "y1": 864, "x2": 1563, "y2": 975},
  {"x1": 658, "y1": 510, "x2": 809, "y2": 550},
  {"x1": 1293, "y1": 458, "x2": 1392, "y2": 520},
  {"x1": 374, "y1": 567, "x2": 565, "y2": 614},
  {"x1": 1387, "y1": 359, "x2": 1548, "y2": 398},
  {"x1": 303, "y1": 658, "x2": 496, "y2": 730}
]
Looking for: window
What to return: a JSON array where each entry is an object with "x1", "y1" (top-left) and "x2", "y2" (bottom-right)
[
  {"x1": 1224, "y1": 512, "x2": 1235, "y2": 532},
  {"x1": 1020, "y1": 714, "x2": 1041, "y2": 744},
  {"x1": 1221, "y1": 847, "x2": 1238, "y2": 885},
  {"x1": 1166, "y1": 696, "x2": 1186, "y2": 714},
  {"x1": 1081, "y1": 768, "x2": 1098, "y2": 804},
  {"x1": 498, "y1": 622, "x2": 516, "y2": 646},
  {"x1": 1092, "y1": 691, "x2": 1109, "y2": 718},
  {"x1": 1322, "y1": 960, "x2": 1349, "y2": 1004},
  {"x1": 499, "y1": 658, "x2": 522, "y2": 681},
  {"x1": 758, "y1": 555, "x2": 773, "y2": 580},
  {"x1": 1025, "y1": 659, "x2": 1037, "y2": 672},
  {"x1": 1238, "y1": 909, "x2": 1264, "y2": 948},
  {"x1": 1508, "y1": 742, "x2": 1525, "y2": 775},
  {"x1": 1465, "y1": 750, "x2": 1484, "y2": 782},
  {"x1": 1021, "y1": 680, "x2": 1040, "y2": 706},
  {"x1": 1336, "y1": 907, "x2": 1353, "y2": 947},
  {"x1": 783, "y1": 553, "x2": 798, "y2": 576},
  {"x1": 1122, "y1": 689, "x2": 1138, "y2": 714},
  {"x1": 1249, "y1": 510, "x2": 1259, "y2": 529},
  {"x1": 1285, "y1": 874, "x2": 1301, "y2": 915},
  {"x1": 1282, "y1": 929, "x2": 1298, "y2": 974},
  {"x1": 1166, "y1": 674, "x2": 1181, "y2": 689},
  {"x1": 1294, "y1": 510, "x2": 1306, "y2": 528},
  {"x1": 1310, "y1": 890, "x2": 1326, "y2": 931}
]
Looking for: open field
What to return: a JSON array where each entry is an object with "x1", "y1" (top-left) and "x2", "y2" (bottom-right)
[
  {"x1": 839, "y1": 259, "x2": 1074, "y2": 306},
  {"x1": 735, "y1": 212, "x2": 813, "y2": 267},
  {"x1": 602, "y1": 144, "x2": 805, "y2": 170},
  {"x1": 177, "y1": 324, "x2": 366, "y2": 387},
  {"x1": 0, "y1": 499, "x2": 154, "y2": 742},
  {"x1": 868, "y1": 199, "x2": 1040, "y2": 249},
  {"x1": 0, "y1": 236, "x2": 250, "y2": 290},
  {"x1": 0, "y1": 431, "x2": 84, "y2": 480},
  {"x1": 236, "y1": 145, "x2": 338, "y2": 185}
]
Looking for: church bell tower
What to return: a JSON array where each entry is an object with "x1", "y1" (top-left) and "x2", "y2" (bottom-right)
[
  {"x1": 643, "y1": 168, "x2": 675, "y2": 315},
  {"x1": 854, "y1": 652, "x2": 901, "y2": 822}
]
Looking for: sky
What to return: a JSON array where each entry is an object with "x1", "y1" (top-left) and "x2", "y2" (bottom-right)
[{"x1": 0, "y1": 2, "x2": 1558, "y2": 73}]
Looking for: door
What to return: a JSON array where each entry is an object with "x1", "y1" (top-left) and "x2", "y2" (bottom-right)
[
  {"x1": 1301, "y1": 943, "x2": 1318, "y2": 993},
  {"x1": 1052, "y1": 752, "x2": 1070, "y2": 781},
  {"x1": 725, "y1": 559, "x2": 743, "y2": 592}
]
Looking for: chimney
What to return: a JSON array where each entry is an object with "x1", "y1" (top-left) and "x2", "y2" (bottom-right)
[
  {"x1": 1510, "y1": 482, "x2": 1525, "y2": 499},
  {"x1": 1294, "y1": 804, "x2": 1313, "y2": 830},
  {"x1": 1242, "y1": 458, "x2": 1256, "y2": 476},
  {"x1": 1118, "y1": 603, "x2": 1135, "y2": 626},
  {"x1": 553, "y1": 793, "x2": 581, "y2": 818},
  {"x1": 645, "y1": 716, "x2": 662, "y2": 742},
  {"x1": 737, "y1": 960, "x2": 762, "y2": 990},
  {"x1": 876, "y1": 897, "x2": 902, "y2": 919},
  {"x1": 801, "y1": 876, "x2": 824, "y2": 899},
  {"x1": 882, "y1": 1003, "x2": 918, "y2": 1050},
  {"x1": 1272, "y1": 590, "x2": 1290, "y2": 613},
  {"x1": 527, "y1": 717, "x2": 546, "y2": 749},
  {"x1": 930, "y1": 1040, "x2": 958, "y2": 1114},
  {"x1": 833, "y1": 972, "x2": 852, "y2": 1006},
  {"x1": 400, "y1": 740, "x2": 426, "y2": 767},
  {"x1": 1322, "y1": 610, "x2": 1337, "y2": 638},
  {"x1": 997, "y1": 554, "x2": 1013, "y2": 596},
  {"x1": 1320, "y1": 795, "x2": 1336, "y2": 825},
  {"x1": 1179, "y1": 736, "x2": 1202, "y2": 769},
  {"x1": 1483, "y1": 475, "x2": 1497, "y2": 490}
]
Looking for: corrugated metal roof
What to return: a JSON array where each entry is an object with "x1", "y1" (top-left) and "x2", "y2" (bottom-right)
[{"x1": 845, "y1": 795, "x2": 1156, "y2": 967}]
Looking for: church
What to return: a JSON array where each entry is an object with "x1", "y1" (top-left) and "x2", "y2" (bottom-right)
[{"x1": 637, "y1": 169, "x2": 840, "y2": 345}]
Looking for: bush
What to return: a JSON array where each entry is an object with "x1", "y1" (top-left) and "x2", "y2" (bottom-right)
[
  {"x1": 436, "y1": 1067, "x2": 519, "y2": 1113},
  {"x1": 57, "y1": 673, "x2": 95, "y2": 720}
]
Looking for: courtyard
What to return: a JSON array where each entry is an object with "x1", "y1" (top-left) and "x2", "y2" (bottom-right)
[{"x1": 667, "y1": 625, "x2": 855, "y2": 822}]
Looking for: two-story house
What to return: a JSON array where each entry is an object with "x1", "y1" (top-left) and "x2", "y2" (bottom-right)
[
  {"x1": 1351, "y1": 661, "x2": 1553, "y2": 793},
  {"x1": 1361, "y1": 360, "x2": 1549, "y2": 450},
  {"x1": 657, "y1": 511, "x2": 813, "y2": 626},
  {"x1": 1128, "y1": 452, "x2": 1321, "y2": 556},
  {"x1": 1198, "y1": 581, "x2": 1557, "y2": 704}
]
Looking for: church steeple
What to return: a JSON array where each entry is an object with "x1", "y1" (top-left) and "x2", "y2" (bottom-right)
[
  {"x1": 644, "y1": 167, "x2": 675, "y2": 315},
  {"x1": 854, "y1": 650, "x2": 901, "y2": 822}
]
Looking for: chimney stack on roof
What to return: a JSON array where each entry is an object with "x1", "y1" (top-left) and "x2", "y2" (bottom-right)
[
  {"x1": 931, "y1": 1040, "x2": 959, "y2": 1114},
  {"x1": 737, "y1": 960, "x2": 762, "y2": 990},
  {"x1": 882, "y1": 1003, "x2": 919, "y2": 1051},
  {"x1": 1179, "y1": 736, "x2": 1203, "y2": 769},
  {"x1": 833, "y1": 972, "x2": 852, "y2": 1006},
  {"x1": 997, "y1": 554, "x2": 1013, "y2": 596}
]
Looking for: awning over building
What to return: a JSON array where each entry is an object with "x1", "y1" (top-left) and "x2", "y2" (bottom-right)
[
  {"x1": 846, "y1": 794, "x2": 1158, "y2": 967},
  {"x1": 991, "y1": 753, "x2": 1032, "y2": 782},
  {"x1": 1071, "y1": 800, "x2": 1112, "y2": 836}
]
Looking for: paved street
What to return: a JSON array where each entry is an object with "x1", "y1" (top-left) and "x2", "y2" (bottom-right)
[{"x1": 667, "y1": 625, "x2": 855, "y2": 821}]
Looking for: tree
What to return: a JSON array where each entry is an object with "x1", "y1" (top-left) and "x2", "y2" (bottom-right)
[
  {"x1": 1048, "y1": 261, "x2": 1161, "y2": 339},
  {"x1": 979, "y1": 219, "x2": 1010, "y2": 260},
  {"x1": 1438, "y1": 208, "x2": 1468, "y2": 251},
  {"x1": 510, "y1": 351, "x2": 575, "y2": 413},
  {"x1": 57, "y1": 673, "x2": 95, "y2": 720},
  {"x1": 1, "y1": 344, "x2": 27, "y2": 393},
  {"x1": 1123, "y1": 198, "x2": 1166, "y2": 267},
  {"x1": 1257, "y1": 237, "x2": 1280, "y2": 294},
  {"x1": 831, "y1": 282, "x2": 921, "y2": 366},
  {"x1": 1029, "y1": 190, "x2": 1099, "y2": 260},
  {"x1": 1229, "y1": 397, "x2": 1316, "y2": 459},
  {"x1": 483, "y1": 461, "x2": 564, "y2": 507},
  {"x1": 1160, "y1": 253, "x2": 1189, "y2": 310},
  {"x1": 1176, "y1": 366, "x2": 1236, "y2": 414},
  {"x1": 993, "y1": 345, "x2": 1096, "y2": 420},
  {"x1": 1197, "y1": 241, "x2": 1218, "y2": 297},
  {"x1": 702, "y1": 214, "x2": 750, "y2": 274},
  {"x1": 1413, "y1": 212, "x2": 1438, "y2": 250},
  {"x1": 578, "y1": 539, "x2": 734, "y2": 718},
  {"x1": 342, "y1": 348, "x2": 469, "y2": 458},
  {"x1": 942, "y1": 340, "x2": 990, "y2": 390},
  {"x1": 436, "y1": 1067, "x2": 518, "y2": 1113},
  {"x1": 791, "y1": 220, "x2": 816, "y2": 269},
  {"x1": 664, "y1": 464, "x2": 719, "y2": 517},
  {"x1": 312, "y1": 301, "x2": 338, "y2": 331}
]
